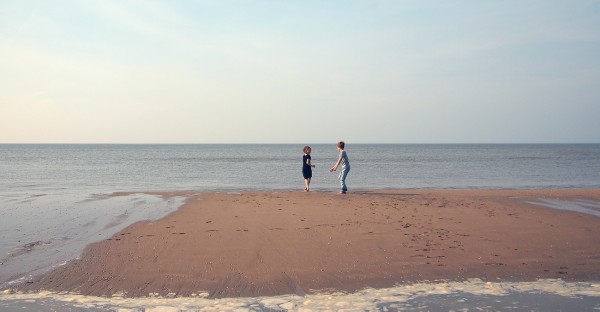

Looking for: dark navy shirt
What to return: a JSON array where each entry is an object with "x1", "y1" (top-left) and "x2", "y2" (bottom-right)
[{"x1": 302, "y1": 154, "x2": 312, "y2": 172}]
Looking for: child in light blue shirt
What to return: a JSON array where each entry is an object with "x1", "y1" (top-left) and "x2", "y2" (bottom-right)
[{"x1": 329, "y1": 141, "x2": 350, "y2": 194}]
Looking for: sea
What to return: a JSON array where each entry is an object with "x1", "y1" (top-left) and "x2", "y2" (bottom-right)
[{"x1": 1, "y1": 143, "x2": 599, "y2": 311}]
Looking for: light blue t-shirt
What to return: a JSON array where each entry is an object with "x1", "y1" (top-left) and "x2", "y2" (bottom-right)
[{"x1": 340, "y1": 150, "x2": 350, "y2": 170}]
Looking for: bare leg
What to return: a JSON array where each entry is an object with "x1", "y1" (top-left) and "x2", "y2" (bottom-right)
[{"x1": 304, "y1": 178, "x2": 310, "y2": 192}]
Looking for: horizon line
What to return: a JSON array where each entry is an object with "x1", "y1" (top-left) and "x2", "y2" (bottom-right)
[{"x1": 2, "y1": 142, "x2": 599, "y2": 145}]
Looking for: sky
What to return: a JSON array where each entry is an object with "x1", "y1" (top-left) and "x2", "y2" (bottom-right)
[{"x1": 1, "y1": 0, "x2": 599, "y2": 144}]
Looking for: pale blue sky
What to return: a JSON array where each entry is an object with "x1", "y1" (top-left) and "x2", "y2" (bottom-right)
[{"x1": 1, "y1": 0, "x2": 599, "y2": 143}]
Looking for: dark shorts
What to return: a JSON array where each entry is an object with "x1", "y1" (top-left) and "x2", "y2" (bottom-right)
[{"x1": 302, "y1": 170, "x2": 312, "y2": 179}]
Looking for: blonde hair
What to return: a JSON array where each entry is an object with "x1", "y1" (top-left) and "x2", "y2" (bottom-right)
[{"x1": 303, "y1": 146, "x2": 311, "y2": 154}]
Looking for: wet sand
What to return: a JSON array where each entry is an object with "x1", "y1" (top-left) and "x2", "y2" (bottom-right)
[{"x1": 12, "y1": 189, "x2": 600, "y2": 298}]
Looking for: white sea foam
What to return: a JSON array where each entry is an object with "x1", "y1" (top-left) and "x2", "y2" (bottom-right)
[{"x1": 1, "y1": 279, "x2": 598, "y2": 311}]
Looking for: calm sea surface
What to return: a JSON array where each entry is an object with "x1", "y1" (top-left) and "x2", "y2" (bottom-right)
[
  {"x1": 2, "y1": 144, "x2": 600, "y2": 193},
  {"x1": 1, "y1": 144, "x2": 599, "y2": 311}
]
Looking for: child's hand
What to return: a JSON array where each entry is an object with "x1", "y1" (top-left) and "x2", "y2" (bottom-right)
[
  {"x1": 312, "y1": 165, "x2": 316, "y2": 168},
  {"x1": 329, "y1": 168, "x2": 335, "y2": 172}
]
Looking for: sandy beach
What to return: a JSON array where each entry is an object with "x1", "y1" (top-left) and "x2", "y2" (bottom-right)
[{"x1": 12, "y1": 189, "x2": 600, "y2": 298}]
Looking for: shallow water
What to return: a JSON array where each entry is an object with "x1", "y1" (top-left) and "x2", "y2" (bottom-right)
[
  {"x1": 526, "y1": 198, "x2": 600, "y2": 217},
  {"x1": 1, "y1": 279, "x2": 599, "y2": 311},
  {"x1": 0, "y1": 192, "x2": 185, "y2": 288}
]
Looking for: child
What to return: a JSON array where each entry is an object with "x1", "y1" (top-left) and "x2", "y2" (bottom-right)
[
  {"x1": 302, "y1": 146, "x2": 316, "y2": 192},
  {"x1": 329, "y1": 141, "x2": 350, "y2": 194}
]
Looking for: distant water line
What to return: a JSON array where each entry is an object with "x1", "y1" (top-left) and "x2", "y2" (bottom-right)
[{"x1": 1, "y1": 144, "x2": 599, "y2": 192}]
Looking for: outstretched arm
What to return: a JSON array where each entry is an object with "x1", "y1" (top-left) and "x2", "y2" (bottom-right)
[{"x1": 330, "y1": 156, "x2": 342, "y2": 172}]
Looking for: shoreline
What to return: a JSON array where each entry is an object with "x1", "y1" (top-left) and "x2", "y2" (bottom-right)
[{"x1": 8, "y1": 189, "x2": 600, "y2": 298}]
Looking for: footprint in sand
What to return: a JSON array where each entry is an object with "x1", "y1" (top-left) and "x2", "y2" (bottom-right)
[{"x1": 484, "y1": 262, "x2": 505, "y2": 266}]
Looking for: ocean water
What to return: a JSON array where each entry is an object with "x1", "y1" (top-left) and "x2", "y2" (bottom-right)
[
  {"x1": 2, "y1": 144, "x2": 600, "y2": 193},
  {"x1": 1, "y1": 144, "x2": 600, "y2": 311}
]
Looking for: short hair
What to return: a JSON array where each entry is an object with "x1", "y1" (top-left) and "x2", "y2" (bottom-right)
[
  {"x1": 337, "y1": 141, "x2": 345, "y2": 149},
  {"x1": 303, "y1": 146, "x2": 311, "y2": 153}
]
